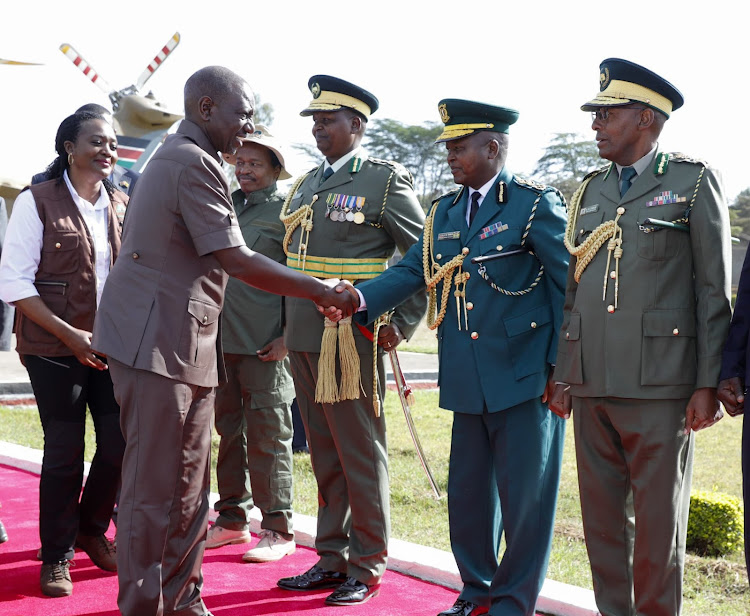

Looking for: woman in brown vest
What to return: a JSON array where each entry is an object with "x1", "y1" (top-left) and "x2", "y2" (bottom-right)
[{"x1": 0, "y1": 111, "x2": 127, "y2": 597}]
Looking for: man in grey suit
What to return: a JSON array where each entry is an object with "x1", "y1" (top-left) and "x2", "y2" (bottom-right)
[
  {"x1": 92, "y1": 66, "x2": 355, "y2": 616},
  {"x1": 550, "y1": 58, "x2": 731, "y2": 616}
]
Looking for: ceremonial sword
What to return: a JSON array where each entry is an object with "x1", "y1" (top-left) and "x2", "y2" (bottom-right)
[{"x1": 387, "y1": 349, "x2": 442, "y2": 499}]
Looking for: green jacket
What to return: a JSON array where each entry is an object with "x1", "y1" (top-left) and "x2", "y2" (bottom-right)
[
  {"x1": 222, "y1": 184, "x2": 287, "y2": 355},
  {"x1": 283, "y1": 151, "x2": 426, "y2": 354},
  {"x1": 553, "y1": 151, "x2": 732, "y2": 399}
]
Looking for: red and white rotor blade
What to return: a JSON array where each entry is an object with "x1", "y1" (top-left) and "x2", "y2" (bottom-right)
[
  {"x1": 135, "y1": 32, "x2": 180, "y2": 91},
  {"x1": 59, "y1": 43, "x2": 112, "y2": 95}
]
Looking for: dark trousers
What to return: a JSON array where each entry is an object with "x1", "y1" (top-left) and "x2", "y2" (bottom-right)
[
  {"x1": 24, "y1": 354, "x2": 124, "y2": 564},
  {"x1": 743, "y1": 413, "x2": 750, "y2": 585},
  {"x1": 109, "y1": 359, "x2": 213, "y2": 616}
]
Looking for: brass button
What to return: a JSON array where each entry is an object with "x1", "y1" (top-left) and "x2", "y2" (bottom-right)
[
  {"x1": 607, "y1": 304, "x2": 615, "y2": 313},
  {"x1": 673, "y1": 328, "x2": 679, "y2": 336},
  {"x1": 565, "y1": 332, "x2": 570, "y2": 340},
  {"x1": 496, "y1": 245, "x2": 503, "y2": 251},
  {"x1": 464, "y1": 272, "x2": 470, "y2": 279},
  {"x1": 471, "y1": 332, "x2": 479, "y2": 340},
  {"x1": 531, "y1": 322, "x2": 537, "y2": 329},
  {"x1": 436, "y1": 253, "x2": 442, "y2": 260},
  {"x1": 466, "y1": 302, "x2": 474, "y2": 311},
  {"x1": 132, "y1": 252, "x2": 139, "y2": 259},
  {"x1": 610, "y1": 271, "x2": 616, "y2": 279},
  {"x1": 617, "y1": 207, "x2": 625, "y2": 215},
  {"x1": 203, "y1": 315, "x2": 208, "y2": 324},
  {"x1": 55, "y1": 242, "x2": 61, "y2": 249},
  {"x1": 462, "y1": 247, "x2": 469, "y2": 255}
]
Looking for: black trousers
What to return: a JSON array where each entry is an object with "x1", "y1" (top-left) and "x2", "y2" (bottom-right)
[{"x1": 24, "y1": 355, "x2": 124, "y2": 563}]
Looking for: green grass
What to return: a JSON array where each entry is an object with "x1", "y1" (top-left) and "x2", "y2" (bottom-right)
[
  {"x1": 2, "y1": 391, "x2": 749, "y2": 614},
  {"x1": 400, "y1": 315, "x2": 438, "y2": 354}
]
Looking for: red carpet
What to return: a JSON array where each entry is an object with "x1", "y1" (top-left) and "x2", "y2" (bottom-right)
[{"x1": 0, "y1": 463, "x2": 461, "y2": 616}]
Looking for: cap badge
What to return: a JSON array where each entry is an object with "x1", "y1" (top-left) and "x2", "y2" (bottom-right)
[
  {"x1": 311, "y1": 82, "x2": 321, "y2": 98},
  {"x1": 438, "y1": 103, "x2": 450, "y2": 124},
  {"x1": 600, "y1": 67, "x2": 611, "y2": 91}
]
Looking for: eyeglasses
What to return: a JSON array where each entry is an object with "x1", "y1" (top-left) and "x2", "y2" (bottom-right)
[{"x1": 591, "y1": 107, "x2": 647, "y2": 123}]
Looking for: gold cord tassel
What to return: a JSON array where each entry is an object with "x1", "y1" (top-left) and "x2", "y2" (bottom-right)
[
  {"x1": 371, "y1": 314, "x2": 389, "y2": 418},
  {"x1": 337, "y1": 316, "x2": 361, "y2": 401},
  {"x1": 315, "y1": 317, "x2": 340, "y2": 403}
]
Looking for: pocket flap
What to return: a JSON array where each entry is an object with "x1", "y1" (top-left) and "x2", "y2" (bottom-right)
[
  {"x1": 187, "y1": 298, "x2": 221, "y2": 326},
  {"x1": 564, "y1": 313, "x2": 581, "y2": 341},
  {"x1": 42, "y1": 231, "x2": 79, "y2": 252},
  {"x1": 504, "y1": 304, "x2": 553, "y2": 337},
  {"x1": 642, "y1": 310, "x2": 696, "y2": 337}
]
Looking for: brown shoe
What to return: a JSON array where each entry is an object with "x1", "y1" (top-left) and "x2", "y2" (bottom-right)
[
  {"x1": 40, "y1": 560, "x2": 73, "y2": 597},
  {"x1": 75, "y1": 533, "x2": 117, "y2": 571}
]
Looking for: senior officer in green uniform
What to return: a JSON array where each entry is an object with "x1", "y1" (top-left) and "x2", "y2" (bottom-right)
[
  {"x1": 276, "y1": 75, "x2": 426, "y2": 606},
  {"x1": 205, "y1": 126, "x2": 298, "y2": 562},
  {"x1": 550, "y1": 59, "x2": 731, "y2": 616},
  {"x1": 343, "y1": 99, "x2": 569, "y2": 616}
]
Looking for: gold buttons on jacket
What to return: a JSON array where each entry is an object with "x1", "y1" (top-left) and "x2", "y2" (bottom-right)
[
  {"x1": 531, "y1": 322, "x2": 537, "y2": 329},
  {"x1": 466, "y1": 302, "x2": 474, "y2": 311},
  {"x1": 203, "y1": 315, "x2": 208, "y2": 324},
  {"x1": 462, "y1": 247, "x2": 469, "y2": 255},
  {"x1": 471, "y1": 332, "x2": 479, "y2": 340},
  {"x1": 496, "y1": 245, "x2": 503, "y2": 251},
  {"x1": 617, "y1": 207, "x2": 625, "y2": 215},
  {"x1": 566, "y1": 332, "x2": 570, "y2": 339},
  {"x1": 673, "y1": 328, "x2": 679, "y2": 336},
  {"x1": 132, "y1": 252, "x2": 139, "y2": 259},
  {"x1": 607, "y1": 305, "x2": 615, "y2": 313},
  {"x1": 436, "y1": 253, "x2": 442, "y2": 260},
  {"x1": 55, "y1": 242, "x2": 61, "y2": 249}
]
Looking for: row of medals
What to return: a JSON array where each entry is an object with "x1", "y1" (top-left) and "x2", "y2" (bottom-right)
[{"x1": 326, "y1": 203, "x2": 366, "y2": 224}]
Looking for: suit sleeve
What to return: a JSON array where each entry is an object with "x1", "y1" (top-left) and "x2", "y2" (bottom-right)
[
  {"x1": 526, "y1": 190, "x2": 570, "y2": 366},
  {"x1": 378, "y1": 168, "x2": 428, "y2": 340},
  {"x1": 720, "y1": 246, "x2": 750, "y2": 381},
  {"x1": 690, "y1": 166, "x2": 732, "y2": 388}
]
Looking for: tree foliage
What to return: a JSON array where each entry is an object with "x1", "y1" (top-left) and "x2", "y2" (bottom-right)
[
  {"x1": 728, "y1": 188, "x2": 750, "y2": 237},
  {"x1": 532, "y1": 133, "x2": 602, "y2": 202}
]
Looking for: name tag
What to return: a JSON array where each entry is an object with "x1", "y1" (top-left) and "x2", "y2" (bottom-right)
[
  {"x1": 438, "y1": 231, "x2": 461, "y2": 240},
  {"x1": 580, "y1": 205, "x2": 599, "y2": 215}
]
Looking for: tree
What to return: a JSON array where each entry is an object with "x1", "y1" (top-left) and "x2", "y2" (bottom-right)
[
  {"x1": 533, "y1": 133, "x2": 602, "y2": 202},
  {"x1": 253, "y1": 94, "x2": 274, "y2": 127},
  {"x1": 729, "y1": 188, "x2": 750, "y2": 237}
]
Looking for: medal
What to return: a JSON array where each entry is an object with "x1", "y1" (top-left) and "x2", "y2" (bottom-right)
[
  {"x1": 346, "y1": 211, "x2": 355, "y2": 222},
  {"x1": 354, "y1": 211, "x2": 365, "y2": 224}
]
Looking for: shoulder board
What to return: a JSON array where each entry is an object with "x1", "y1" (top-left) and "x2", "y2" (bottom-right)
[
  {"x1": 668, "y1": 152, "x2": 709, "y2": 166},
  {"x1": 367, "y1": 156, "x2": 404, "y2": 171},
  {"x1": 582, "y1": 164, "x2": 610, "y2": 182},
  {"x1": 513, "y1": 176, "x2": 549, "y2": 192},
  {"x1": 433, "y1": 188, "x2": 460, "y2": 205}
]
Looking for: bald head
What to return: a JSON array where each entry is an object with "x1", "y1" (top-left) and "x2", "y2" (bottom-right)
[{"x1": 184, "y1": 66, "x2": 253, "y2": 120}]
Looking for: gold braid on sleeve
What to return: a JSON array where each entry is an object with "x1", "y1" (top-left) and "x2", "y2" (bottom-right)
[
  {"x1": 280, "y1": 172, "x2": 315, "y2": 270},
  {"x1": 421, "y1": 200, "x2": 466, "y2": 330}
]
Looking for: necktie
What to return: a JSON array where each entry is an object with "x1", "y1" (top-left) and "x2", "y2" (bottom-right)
[
  {"x1": 620, "y1": 166, "x2": 637, "y2": 198},
  {"x1": 321, "y1": 166, "x2": 334, "y2": 184},
  {"x1": 469, "y1": 191, "x2": 481, "y2": 226}
]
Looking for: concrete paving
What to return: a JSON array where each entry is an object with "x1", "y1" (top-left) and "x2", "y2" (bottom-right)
[{"x1": 0, "y1": 335, "x2": 438, "y2": 396}]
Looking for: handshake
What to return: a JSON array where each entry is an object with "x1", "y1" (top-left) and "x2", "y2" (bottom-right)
[{"x1": 316, "y1": 279, "x2": 359, "y2": 322}]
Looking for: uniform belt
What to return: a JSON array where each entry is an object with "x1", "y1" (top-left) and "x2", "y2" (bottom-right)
[{"x1": 286, "y1": 253, "x2": 387, "y2": 279}]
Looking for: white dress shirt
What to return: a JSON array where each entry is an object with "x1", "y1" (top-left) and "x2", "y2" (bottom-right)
[{"x1": 0, "y1": 171, "x2": 111, "y2": 307}]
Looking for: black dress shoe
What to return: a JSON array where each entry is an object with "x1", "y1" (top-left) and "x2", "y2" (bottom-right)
[
  {"x1": 278, "y1": 565, "x2": 347, "y2": 591},
  {"x1": 0, "y1": 520, "x2": 8, "y2": 544},
  {"x1": 437, "y1": 598, "x2": 489, "y2": 616},
  {"x1": 324, "y1": 577, "x2": 380, "y2": 606}
]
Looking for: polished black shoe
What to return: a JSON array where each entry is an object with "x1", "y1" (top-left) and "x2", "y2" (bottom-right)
[
  {"x1": 0, "y1": 519, "x2": 8, "y2": 544},
  {"x1": 324, "y1": 577, "x2": 380, "y2": 606},
  {"x1": 278, "y1": 565, "x2": 347, "y2": 591},
  {"x1": 437, "y1": 598, "x2": 489, "y2": 616}
]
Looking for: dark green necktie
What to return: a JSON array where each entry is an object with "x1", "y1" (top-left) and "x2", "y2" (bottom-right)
[
  {"x1": 620, "y1": 166, "x2": 637, "y2": 198},
  {"x1": 321, "y1": 166, "x2": 334, "y2": 185}
]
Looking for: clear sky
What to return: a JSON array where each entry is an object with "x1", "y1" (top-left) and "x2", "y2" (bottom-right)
[{"x1": 1, "y1": 0, "x2": 746, "y2": 199}]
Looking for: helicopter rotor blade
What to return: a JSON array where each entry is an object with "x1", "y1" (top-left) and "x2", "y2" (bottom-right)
[
  {"x1": 59, "y1": 43, "x2": 113, "y2": 96},
  {"x1": 135, "y1": 32, "x2": 180, "y2": 92}
]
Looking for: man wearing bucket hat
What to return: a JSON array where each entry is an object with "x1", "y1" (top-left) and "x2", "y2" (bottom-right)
[
  {"x1": 550, "y1": 58, "x2": 731, "y2": 615},
  {"x1": 203, "y1": 125, "x2": 298, "y2": 563},
  {"x1": 275, "y1": 75, "x2": 426, "y2": 606},
  {"x1": 339, "y1": 99, "x2": 569, "y2": 616}
]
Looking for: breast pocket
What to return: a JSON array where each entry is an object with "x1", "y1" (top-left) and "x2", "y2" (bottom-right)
[
  {"x1": 636, "y1": 205, "x2": 689, "y2": 260},
  {"x1": 179, "y1": 298, "x2": 221, "y2": 368},
  {"x1": 641, "y1": 310, "x2": 696, "y2": 385},
  {"x1": 40, "y1": 231, "x2": 79, "y2": 274}
]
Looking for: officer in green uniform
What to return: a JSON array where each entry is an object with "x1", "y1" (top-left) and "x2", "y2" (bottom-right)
[
  {"x1": 344, "y1": 99, "x2": 569, "y2": 616},
  {"x1": 204, "y1": 126, "x2": 298, "y2": 563},
  {"x1": 276, "y1": 75, "x2": 426, "y2": 606},
  {"x1": 550, "y1": 58, "x2": 732, "y2": 616}
]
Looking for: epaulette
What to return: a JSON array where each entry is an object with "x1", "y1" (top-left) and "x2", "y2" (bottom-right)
[
  {"x1": 513, "y1": 176, "x2": 548, "y2": 192},
  {"x1": 668, "y1": 152, "x2": 709, "y2": 166},
  {"x1": 583, "y1": 164, "x2": 611, "y2": 182},
  {"x1": 432, "y1": 187, "x2": 460, "y2": 206},
  {"x1": 367, "y1": 156, "x2": 413, "y2": 184}
]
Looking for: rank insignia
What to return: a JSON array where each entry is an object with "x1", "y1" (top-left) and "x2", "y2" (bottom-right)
[
  {"x1": 438, "y1": 231, "x2": 461, "y2": 240},
  {"x1": 311, "y1": 82, "x2": 321, "y2": 98},
  {"x1": 479, "y1": 222, "x2": 508, "y2": 240},
  {"x1": 646, "y1": 191, "x2": 687, "y2": 207},
  {"x1": 118, "y1": 180, "x2": 130, "y2": 190},
  {"x1": 580, "y1": 205, "x2": 599, "y2": 215}
]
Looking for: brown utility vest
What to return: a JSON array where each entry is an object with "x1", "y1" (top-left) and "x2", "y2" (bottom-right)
[{"x1": 15, "y1": 180, "x2": 126, "y2": 357}]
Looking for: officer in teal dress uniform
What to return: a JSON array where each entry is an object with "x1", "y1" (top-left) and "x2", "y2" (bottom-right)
[{"x1": 347, "y1": 99, "x2": 570, "y2": 616}]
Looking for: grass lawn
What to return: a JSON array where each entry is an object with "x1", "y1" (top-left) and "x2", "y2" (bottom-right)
[{"x1": 1, "y1": 389, "x2": 748, "y2": 614}]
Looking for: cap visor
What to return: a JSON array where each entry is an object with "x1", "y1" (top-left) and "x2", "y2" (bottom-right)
[{"x1": 580, "y1": 95, "x2": 636, "y2": 111}]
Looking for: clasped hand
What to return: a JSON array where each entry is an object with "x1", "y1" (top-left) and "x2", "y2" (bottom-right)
[{"x1": 316, "y1": 279, "x2": 359, "y2": 321}]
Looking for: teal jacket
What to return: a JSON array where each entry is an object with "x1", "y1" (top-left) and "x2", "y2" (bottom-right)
[{"x1": 357, "y1": 168, "x2": 569, "y2": 414}]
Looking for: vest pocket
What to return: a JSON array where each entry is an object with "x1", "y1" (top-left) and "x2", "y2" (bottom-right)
[
  {"x1": 179, "y1": 298, "x2": 221, "y2": 367},
  {"x1": 41, "y1": 231, "x2": 79, "y2": 274}
]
